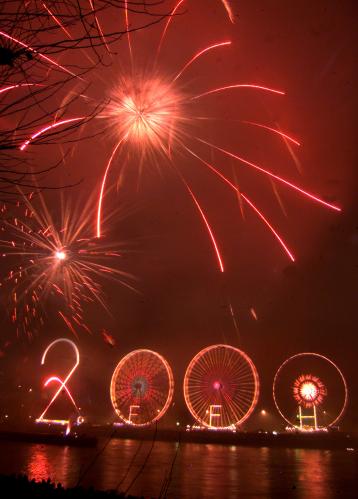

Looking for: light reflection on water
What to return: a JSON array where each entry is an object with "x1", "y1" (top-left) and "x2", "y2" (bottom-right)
[{"x1": 0, "y1": 439, "x2": 356, "y2": 498}]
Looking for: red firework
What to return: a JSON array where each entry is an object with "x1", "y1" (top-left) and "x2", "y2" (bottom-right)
[
  {"x1": 0, "y1": 2, "x2": 344, "y2": 339},
  {"x1": 6, "y1": 2, "x2": 341, "y2": 272},
  {"x1": 293, "y1": 374, "x2": 327, "y2": 408},
  {"x1": 0, "y1": 192, "x2": 133, "y2": 338},
  {"x1": 93, "y1": 0, "x2": 340, "y2": 273}
]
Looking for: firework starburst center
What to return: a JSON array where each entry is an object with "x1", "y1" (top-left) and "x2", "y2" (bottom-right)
[{"x1": 108, "y1": 76, "x2": 185, "y2": 153}]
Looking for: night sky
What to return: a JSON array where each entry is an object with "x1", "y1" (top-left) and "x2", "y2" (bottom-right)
[{"x1": 0, "y1": 1, "x2": 357, "y2": 430}]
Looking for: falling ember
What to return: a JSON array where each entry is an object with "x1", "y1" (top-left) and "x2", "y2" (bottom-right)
[
  {"x1": 101, "y1": 329, "x2": 116, "y2": 347},
  {"x1": 221, "y1": 0, "x2": 236, "y2": 23},
  {"x1": 250, "y1": 307, "x2": 258, "y2": 320}
]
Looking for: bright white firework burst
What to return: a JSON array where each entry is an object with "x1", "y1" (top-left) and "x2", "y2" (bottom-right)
[{"x1": 0, "y1": 192, "x2": 134, "y2": 339}]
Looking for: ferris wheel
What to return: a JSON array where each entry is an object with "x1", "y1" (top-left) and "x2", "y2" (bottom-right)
[
  {"x1": 273, "y1": 352, "x2": 348, "y2": 430},
  {"x1": 110, "y1": 349, "x2": 174, "y2": 426},
  {"x1": 183, "y1": 344, "x2": 260, "y2": 429}
]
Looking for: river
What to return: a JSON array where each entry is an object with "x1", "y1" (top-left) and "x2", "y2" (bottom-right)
[{"x1": 0, "y1": 438, "x2": 356, "y2": 497}]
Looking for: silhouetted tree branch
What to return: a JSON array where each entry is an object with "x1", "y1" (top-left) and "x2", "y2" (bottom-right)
[{"x1": 0, "y1": 1, "x2": 169, "y2": 199}]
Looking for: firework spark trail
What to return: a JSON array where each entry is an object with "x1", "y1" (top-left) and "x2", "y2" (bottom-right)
[
  {"x1": 42, "y1": 2, "x2": 72, "y2": 38},
  {"x1": 42, "y1": 2, "x2": 96, "y2": 65},
  {"x1": 88, "y1": 0, "x2": 110, "y2": 53},
  {"x1": 0, "y1": 30, "x2": 81, "y2": 79},
  {"x1": 97, "y1": 138, "x2": 126, "y2": 238},
  {"x1": 250, "y1": 307, "x2": 258, "y2": 320},
  {"x1": 179, "y1": 175, "x2": 224, "y2": 272},
  {"x1": 156, "y1": 0, "x2": 186, "y2": 59},
  {"x1": 182, "y1": 144, "x2": 295, "y2": 261},
  {"x1": 196, "y1": 137, "x2": 341, "y2": 211},
  {"x1": 157, "y1": 0, "x2": 235, "y2": 60},
  {"x1": 228, "y1": 301, "x2": 240, "y2": 337},
  {"x1": 221, "y1": 0, "x2": 235, "y2": 23},
  {"x1": 124, "y1": 0, "x2": 133, "y2": 62},
  {"x1": 19, "y1": 117, "x2": 85, "y2": 150},
  {"x1": 240, "y1": 193, "x2": 295, "y2": 262},
  {"x1": 270, "y1": 178, "x2": 288, "y2": 218},
  {"x1": 277, "y1": 123, "x2": 303, "y2": 174},
  {"x1": 192, "y1": 84, "x2": 285, "y2": 100},
  {"x1": 173, "y1": 41, "x2": 232, "y2": 81},
  {"x1": 230, "y1": 165, "x2": 246, "y2": 221},
  {"x1": 0, "y1": 83, "x2": 40, "y2": 95},
  {"x1": 242, "y1": 121, "x2": 301, "y2": 146}
]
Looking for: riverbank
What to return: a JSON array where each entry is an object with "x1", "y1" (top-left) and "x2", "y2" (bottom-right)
[{"x1": 0, "y1": 424, "x2": 356, "y2": 450}]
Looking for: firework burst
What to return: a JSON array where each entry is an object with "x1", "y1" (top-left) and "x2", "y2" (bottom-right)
[
  {"x1": 293, "y1": 374, "x2": 327, "y2": 409},
  {"x1": 10, "y1": 1, "x2": 341, "y2": 273},
  {"x1": 0, "y1": 192, "x2": 134, "y2": 338},
  {"x1": 92, "y1": 1, "x2": 340, "y2": 270}
]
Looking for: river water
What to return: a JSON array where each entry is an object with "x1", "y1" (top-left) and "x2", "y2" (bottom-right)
[{"x1": 0, "y1": 438, "x2": 356, "y2": 498}]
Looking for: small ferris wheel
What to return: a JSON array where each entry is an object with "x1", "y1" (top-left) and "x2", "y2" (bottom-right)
[
  {"x1": 110, "y1": 349, "x2": 174, "y2": 426},
  {"x1": 273, "y1": 352, "x2": 348, "y2": 430}
]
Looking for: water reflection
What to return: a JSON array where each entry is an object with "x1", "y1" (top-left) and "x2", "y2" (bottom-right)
[
  {"x1": 27, "y1": 445, "x2": 53, "y2": 482},
  {"x1": 0, "y1": 439, "x2": 356, "y2": 498}
]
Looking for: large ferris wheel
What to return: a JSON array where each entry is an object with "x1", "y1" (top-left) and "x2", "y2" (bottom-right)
[
  {"x1": 183, "y1": 344, "x2": 259, "y2": 429},
  {"x1": 110, "y1": 349, "x2": 174, "y2": 426}
]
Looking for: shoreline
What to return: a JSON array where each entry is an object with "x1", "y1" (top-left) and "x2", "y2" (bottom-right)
[{"x1": 0, "y1": 425, "x2": 356, "y2": 450}]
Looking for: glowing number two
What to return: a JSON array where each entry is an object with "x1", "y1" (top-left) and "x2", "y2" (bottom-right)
[{"x1": 36, "y1": 338, "x2": 81, "y2": 428}]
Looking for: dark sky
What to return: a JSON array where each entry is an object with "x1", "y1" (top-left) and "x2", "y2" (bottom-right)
[{"x1": 1, "y1": 1, "x2": 357, "y2": 429}]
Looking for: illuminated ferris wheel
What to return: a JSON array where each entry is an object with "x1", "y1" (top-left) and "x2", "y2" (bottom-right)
[
  {"x1": 273, "y1": 352, "x2": 348, "y2": 430},
  {"x1": 183, "y1": 344, "x2": 260, "y2": 429},
  {"x1": 110, "y1": 349, "x2": 174, "y2": 426}
]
